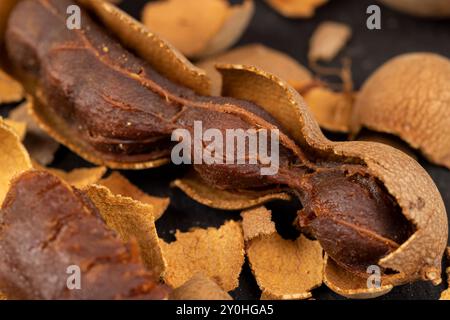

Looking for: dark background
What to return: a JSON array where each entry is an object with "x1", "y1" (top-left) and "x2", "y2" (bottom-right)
[{"x1": 2, "y1": 0, "x2": 449, "y2": 300}]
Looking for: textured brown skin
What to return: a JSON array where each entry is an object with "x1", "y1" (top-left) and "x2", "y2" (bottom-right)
[
  {"x1": 351, "y1": 53, "x2": 450, "y2": 169},
  {"x1": 0, "y1": 170, "x2": 169, "y2": 300},
  {"x1": 4, "y1": 0, "x2": 447, "y2": 290},
  {"x1": 378, "y1": 0, "x2": 450, "y2": 18}
]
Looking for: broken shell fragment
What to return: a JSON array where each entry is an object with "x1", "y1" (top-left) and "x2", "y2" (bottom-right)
[
  {"x1": 9, "y1": 100, "x2": 60, "y2": 166},
  {"x1": 83, "y1": 184, "x2": 167, "y2": 277},
  {"x1": 172, "y1": 171, "x2": 291, "y2": 210},
  {"x1": 241, "y1": 207, "x2": 276, "y2": 241},
  {"x1": 0, "y1": 170, "x2": 169, "y2": 299},
  {"x1": 169, "y1": 273, "x2": 233, "y2": 300},
  {"x1": 323, "y1": 256, "x2": 393, "y2": 299},
  {"x1": 99, "y1": 172, "x2": 170, "y2": 220},
  {"x1": 0, "y1": 118, "x2": 32, "y2": 206},
  {"x1": 308, "y1": 21, "x2": 352, "y2": 62},
  {"x1": 142, "y1": 0, "x2": 254, "y2": 59},
  {"x1": 161, "y1": 220, "x2": 244, "y2": 291},
  {"x1": 351, "y1": 53, "x2": 450, "y2": 169},
  {"x1": 303, "y1": 87, "x2": 354, "y2": 132},
  {"x1": 243, "y1": 207, "x2": 323, "y2": 300},
  {"x1": 378, "y1": 0, "x2": 450, "y2": 18},
  {"x1": 197, "y1": 44, "x2": 313, "y2": 95},
  {"x1": 265, "y1": 0, "x2": 328, "y2": 18},
  {"x1": 0, "y1": 68, "x2": 24, "y2": 104}
]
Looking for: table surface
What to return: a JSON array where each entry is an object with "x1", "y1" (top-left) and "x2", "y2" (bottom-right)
[{"x1": 2, "y1": 0, "x2": 449, "y2": 300}]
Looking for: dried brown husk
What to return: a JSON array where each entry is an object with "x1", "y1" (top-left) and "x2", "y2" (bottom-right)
[
  {"x1": 99, "y1": 172, "x2": 169, "y2": 220},
  {"x1": 265, "y1": 0, "x2": 328, "y2": 18},
  {"x1": 243, "y1": 206, "x2": 324, "y2": 299},
  {"x1": 308, "y1": 21, "x2": 352, "y2": 62},
  {"x1": 172, "y1": 170, "x2": 291, "y2": 210},
  {"x1": 33, "y1": 162, "x2": 106, "y2": 189},
  {"x1": 303, "y1": 87, "x2": 354, "y2": 132},
  {"x1": 169, "y1": 273, "x2": 233, "y2": 300},
  {"x1": 83, "y1": 184, "x2": 167, "y2": 277},
  {"x1": 161, "y1": 220, "x2": 244, "y2": 291},
  {"x1": 9, "y1": 100, "x2": 60, "y2": 166},
  {"x1": 0, "y1": 68, "x2": 24, "y2": 104},
  {"x1": 218, "y1": 64, "x2": 447, "y2": 292},
  {"x1": 25, "y1": 0, "x2": 210, "y2": 169},
  {"x1": 141, "y1": 0, "x2": 254, "y2": 59},
  {"x1": 197, "y1": 44, "x2": 312, "y2": 95},
  {"x1": 351, "y1": 53, "x2": 450, "y2": 169},
  {"x1": 0, "y1": 118, "x2": 32, "y2": 206},
  {"x1": 323, "y1": 256, "x2": 393, "y2": 299},
  {"x1": 378, "y1": 0, "x2": 450, "y2": 18}
]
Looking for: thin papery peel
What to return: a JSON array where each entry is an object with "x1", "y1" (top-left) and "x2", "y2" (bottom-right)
[
  {"x1": 33, "y1": 162, "x2": 106, "y2": 189},
  {"x1": 309, "y1": 21, "x2": 352, "y2": 62},
  {"x1": 142, "y1": 0, "x2": 254, "y2": 59},
  {"x1": 161, "y1": 220, "x2": 244, "y2": 291},
  {"x1": 9, "y1": 100, "x2": 59, "y2": 165},
  {"x1": 242, "y1": 207, "x2": 324, "y2": 300},
  {"x1": 197, "y1": 44, "x2": 312, "y2": 96},
  {"x1": 83, "y1": 184, "x2": 167, "y2": 277},
  {"x1": 265, "y1": 0, "x2": 328, "y2": 18},
  {"x1": 170, "y1": 273, "x2": 233, "y2": 300},
  {"x1": 0, "y1": 119, "x2": 32, "y2": 206},
  {"x1": 172, "y1": 171, "x2": 291, "y2": 210},
  {"x1": 99, "y1": 172, "x2": 169, "y2": 220},
  {"x1": 0, "y1": 68, "x2": 24, "y2": 104}
]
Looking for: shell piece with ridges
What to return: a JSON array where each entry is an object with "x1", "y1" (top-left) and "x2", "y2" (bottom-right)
[{"x1": 351, "y1": 53, "x2": 450, "y2": 169}]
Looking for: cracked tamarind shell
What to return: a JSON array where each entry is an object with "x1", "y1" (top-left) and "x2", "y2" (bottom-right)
[
  {"x1": 217, "y1": 63, "x2": 447, "y2": 297},
  {"x1": 5, "y1": 0, "x2": 210, "y2": 170},
  {"x1": 378, "y1": 0, "x2": 450, "y2": 18},
  {"x1": 0, "y1": 118, "x2": 32, "y2": 206},
  {"x1": 351, "y1": 53, "x2": 450, "y2": 169}
]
